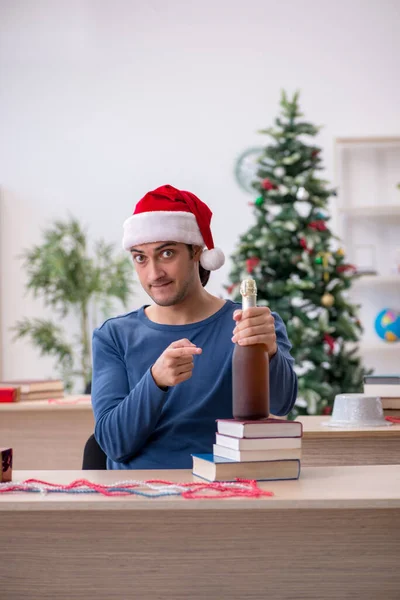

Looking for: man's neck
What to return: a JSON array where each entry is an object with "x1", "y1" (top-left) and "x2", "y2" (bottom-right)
[{"x1": 145, "y1": 288, "x2": 226, "y2": 326}]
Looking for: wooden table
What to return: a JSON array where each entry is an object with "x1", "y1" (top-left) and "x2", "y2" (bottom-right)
[
  {"x1": 299, "y1": 415, "x2": 400, "y2": 467},
  {"x1": 0, "y1": 396, "x2": 94, "y2": 469},
  {"x1": 2, "y1": 403, "x2": 400, "y2": 470},
  {"x1": 1, "y1": 466, "x2": 400, "y2": 600}
]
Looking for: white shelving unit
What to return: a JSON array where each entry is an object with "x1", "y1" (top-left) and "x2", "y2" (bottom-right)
[
  {"x1": 352, "y1": 274, "x2": 400, "y2": 286},
  {"x1": 335, "y1": 137, "x2": 400, "y2": 374},
  {"x1": 340, "y1": 205, "x2": 400, "y2": 217}
]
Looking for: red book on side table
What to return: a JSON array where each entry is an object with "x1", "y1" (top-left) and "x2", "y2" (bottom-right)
[{"x1": 0, "y1": 387, "x2": 20, "y2": 403}]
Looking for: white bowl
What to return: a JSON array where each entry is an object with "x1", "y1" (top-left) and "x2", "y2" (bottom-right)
[{"x1": 322, "y1": 393, "x2": 392, "y2": 428}]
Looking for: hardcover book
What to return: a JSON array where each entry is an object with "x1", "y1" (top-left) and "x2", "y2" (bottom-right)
[
  {"x1": 215, "y1": 433, "x2": 302, "y2": 451},
  {"x1": 192, "y1": 453, "x2": 301, "y2": 482},
  {"x1": 216, "y1": 418, "x2": 303, "y2": 439},
  {"x1": 212, "y1": 444, "x2": 301, "y2": 462}
]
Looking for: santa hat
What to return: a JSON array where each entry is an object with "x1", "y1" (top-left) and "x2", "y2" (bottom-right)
[{"x1": 122, "y1": 184, "x2": 225, "y2": 271}]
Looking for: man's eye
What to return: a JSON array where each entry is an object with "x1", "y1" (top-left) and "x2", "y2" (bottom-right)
[
  {"x1": 162, "y1": 250, "x2": 174, "y2": 258},
  {"x1": 133, "y1": 255, "x2": 145, "y2": 264}
]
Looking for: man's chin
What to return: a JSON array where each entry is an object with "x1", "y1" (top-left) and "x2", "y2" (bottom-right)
[
  {"x1": 148, "y1": 286, "x2": 181, "y2": 307},
  {"x1": 151, "y1": 296, "x2": 181, "y2": 307}
]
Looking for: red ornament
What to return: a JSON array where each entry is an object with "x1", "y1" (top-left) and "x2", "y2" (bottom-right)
[
  {"x1": 261, "y1": 178, "x2": 277, "y2": 191},
  {"x1": 226, "y1": 283, "x2": 237, "y2": 294},
  {"x1": 312, "y1": 149, "x2": 320, "y2": 158},
  {"x1": 308, "y1": 220, "x2": 327, "y2": 232},
  {"x1": 322, "y1": 406, "x2": 332, "y2": 415},
  {"x1": 323, "y1": 334, "x2": 335, "y2": 354},
  {"x1": 337, "y1": 264, "x2": 357, "y2": 274},
  {"x1": 246, "y1": 257, "x2": 260, "y2": 274},
  {"x1": 299, "y1": 237, "x2": 312, "y2": 254}
]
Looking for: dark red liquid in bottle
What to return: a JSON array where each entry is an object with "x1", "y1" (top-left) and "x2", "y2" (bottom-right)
[{"x1": 232, "y1": 279, "x2": 270, "y2": 420}]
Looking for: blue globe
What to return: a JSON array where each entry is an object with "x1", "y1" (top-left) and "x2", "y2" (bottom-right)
[{"x1": 374, "y1": 309, "x2": 400, "y2": 342}]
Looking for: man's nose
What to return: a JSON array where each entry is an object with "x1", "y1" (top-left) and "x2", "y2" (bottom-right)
[{"x1": 147, "y1": 259, "x2": 166, "y2": 281}]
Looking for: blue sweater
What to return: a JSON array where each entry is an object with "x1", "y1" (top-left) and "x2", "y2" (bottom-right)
[{"x1": 91, "y1": 300, "x2": 297, "y2": 470}]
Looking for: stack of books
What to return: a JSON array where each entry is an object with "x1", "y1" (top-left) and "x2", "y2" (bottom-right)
[
  {"x1": 0, "y1": 379, "x2": 64, "y2": 402},
  {"x1": 364, "y1": 375, "x2": 400, "y2": 416},
  {"x1": 192, "y1": 418, "x2": 303, "y2": 482}
]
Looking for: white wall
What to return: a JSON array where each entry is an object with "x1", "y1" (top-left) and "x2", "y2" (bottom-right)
[{"x1": 0, "y1": 0, "x2": 399, "y2": 381}]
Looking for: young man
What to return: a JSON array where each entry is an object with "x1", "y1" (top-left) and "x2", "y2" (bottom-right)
[{"x1": 91, "y1": 184, "x2": 297, "y2": 470}]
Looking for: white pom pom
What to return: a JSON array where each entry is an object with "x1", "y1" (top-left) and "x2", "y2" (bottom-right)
[{"x1": 200, "y1": 247, "x2": 225, "y2": 271}]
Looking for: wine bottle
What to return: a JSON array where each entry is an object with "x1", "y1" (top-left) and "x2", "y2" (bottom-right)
[{"x1": 232, "y1": 278, "x2": 270, "y2": 420}]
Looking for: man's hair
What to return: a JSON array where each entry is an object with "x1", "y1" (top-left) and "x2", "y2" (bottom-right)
[{"x1": 187, "y1": 245, "x2": 210, "y2": 287}]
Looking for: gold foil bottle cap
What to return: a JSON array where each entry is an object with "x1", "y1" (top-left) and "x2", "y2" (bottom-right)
[{"x1": 240, "y1": 278, "x2": 257, "y2": 297}]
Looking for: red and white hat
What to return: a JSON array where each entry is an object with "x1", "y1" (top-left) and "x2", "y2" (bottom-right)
[{"x1": 122, "y1": 184, "x2": 225, "y2": 271}]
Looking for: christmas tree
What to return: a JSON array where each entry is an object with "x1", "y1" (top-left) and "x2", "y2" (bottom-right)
[{"x1": 227, "y1": 91, "x2": 368, "y2": 417}]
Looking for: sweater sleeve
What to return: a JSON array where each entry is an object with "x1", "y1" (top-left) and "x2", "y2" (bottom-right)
[
  {"x1": 269, "y1": 313, "x2": 298, "y2": 416},
  {"x1": 91, "y1": 325, "x2": 167, "y2": 463}
]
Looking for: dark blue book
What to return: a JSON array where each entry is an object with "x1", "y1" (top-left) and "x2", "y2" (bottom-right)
[
  {"x1": 192, "y1": 453, "x2": 301, "y2": 482},
  {"x1": 364, "y1": 375, "x2": 400, "y2": 385}
]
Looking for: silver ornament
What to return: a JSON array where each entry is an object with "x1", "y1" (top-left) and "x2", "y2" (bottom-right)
[
  {"x1": 294, "y1": 201, "x2": 311, "y2": 218},
  {"x1": 296, "y1": 187, "x2": 309, "y2": 200},
  {"x1": 283, "y1": 222, "x2": 296, "y2": 231},
  {"x1": 274, "y1": 166, "x2": 285, "y2": 178}
]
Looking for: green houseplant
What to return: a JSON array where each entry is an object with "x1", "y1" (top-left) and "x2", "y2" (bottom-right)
[{"x1": 13, "y1": 217, "x2": 134, "y2": 391}]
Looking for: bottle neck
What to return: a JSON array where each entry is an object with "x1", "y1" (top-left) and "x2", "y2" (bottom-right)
[{"x1": 242, "y1": 295, "x2": 257, "y2": 311}]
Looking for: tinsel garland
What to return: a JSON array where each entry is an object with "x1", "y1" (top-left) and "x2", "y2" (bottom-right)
[{"x1": 0, "y1": 478, "x2": 274, "y2": 500}]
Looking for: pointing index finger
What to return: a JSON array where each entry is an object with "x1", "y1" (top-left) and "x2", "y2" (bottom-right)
[
  {"x1": 170, "y1": 347, "x2": 202, "y2": 357},
  {"x1": 170, "y1": 338, "x2": 196, "y2": 348}
]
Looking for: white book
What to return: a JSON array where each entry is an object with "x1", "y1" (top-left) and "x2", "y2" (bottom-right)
[
  {"x1": 364, "y1": 384, "x2": 400, "y2": 398},
  {"x1": 215, "y1": 433, "x2": 302, "y2": 451},
  {"x1": 216, "y1": 418, "x2": 303, "y2": 439},
  {"x1": 213, "y1": 444, "x2": 302, "y2": 463}
]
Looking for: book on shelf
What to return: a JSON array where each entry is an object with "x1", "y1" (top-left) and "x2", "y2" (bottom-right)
[
  {"x1": 0, "y1": 379, "x2": 64, "y2": 401},
  {"x1": 381, "y1": 398, "x2": 400, "y2": 409},
  {"x1": 19, "y1": 390, "x2": 64, "y2": 401},
  {"x1": 0, "y1": 379, "x2": 64, "y2": 394},
  {"x1": 364, "y1": 384, "x2": 400, "y2": 398},
  {"x1": 383, "y1": 409, "x2": 400, "y2": 417},
  {"x1": 215, "y1": 433, "x2": 302, "y2": 451},
  {"x1": 192, "y1": 453, "x2": 301, "y2": 482},
  {"x1": 0, "y1": 387, "x2": 20, "y2": 403},
  {"x1": 364, "y1": 375, "x2": 400, "y2": 385},
  {"x1": 213, "y1": 444, "x2": 301, "y2": 462},
  {"x1": 216, "y1": 418, "x2": 303, "y2": 439}
]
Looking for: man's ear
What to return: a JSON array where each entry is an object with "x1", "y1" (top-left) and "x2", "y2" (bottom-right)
[{"x1": 192, "y1": 245, "x2": 203, "y2": 262}]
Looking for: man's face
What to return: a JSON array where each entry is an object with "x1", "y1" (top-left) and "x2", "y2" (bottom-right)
[{"x1": 130, "y1": 241, "x2": 200, "y2": 306}]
